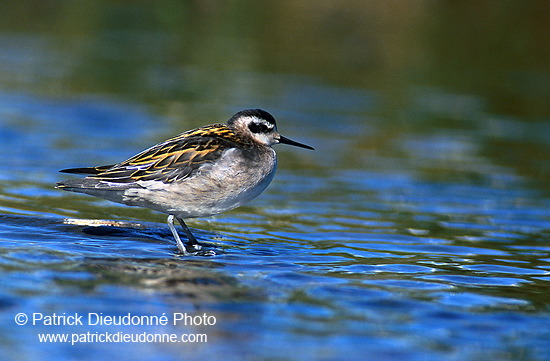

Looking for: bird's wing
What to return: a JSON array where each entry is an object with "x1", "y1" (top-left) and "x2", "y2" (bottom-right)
[
  {"x1": 79, "y1": 124, "x2": 246, "y2": 184},
  {"x1": 59, "y1": 165, "x2": 115, "y2": 175}
]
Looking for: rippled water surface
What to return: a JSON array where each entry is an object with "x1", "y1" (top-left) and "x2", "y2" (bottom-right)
[{"x1": 1, "y1": 3, "x2": 549, "y2": 361}]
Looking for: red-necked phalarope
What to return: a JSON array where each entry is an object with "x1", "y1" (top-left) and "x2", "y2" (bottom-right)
[{"x1": 56, "y1": 109, "x2": 314, "y2": 255}]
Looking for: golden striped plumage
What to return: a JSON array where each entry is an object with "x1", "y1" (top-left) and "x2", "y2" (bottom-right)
[{"x1": 63, "y1": 124, "x2": 256, "y2": 184}]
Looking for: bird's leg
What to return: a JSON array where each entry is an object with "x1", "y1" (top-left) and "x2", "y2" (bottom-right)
[
  {"x1": 176, "y1": 217, "x2": 202, "y2": 251},
  {"x1": 167, "y1": 215, "x2": 189, "y2": 255}
]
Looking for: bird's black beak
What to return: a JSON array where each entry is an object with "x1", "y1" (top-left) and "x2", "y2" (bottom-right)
[{"x1": 278, "y1": 135, "x2": 315, "y2": 150}]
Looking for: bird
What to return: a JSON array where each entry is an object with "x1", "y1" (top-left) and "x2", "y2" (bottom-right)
[{"x1": 56, "y1": 109, "x2": 314, "y2": 255}]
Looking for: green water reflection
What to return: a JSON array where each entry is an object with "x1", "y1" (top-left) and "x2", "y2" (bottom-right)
[{"x1": 1, "y1": 1, "x2": 547, "y2": 112}]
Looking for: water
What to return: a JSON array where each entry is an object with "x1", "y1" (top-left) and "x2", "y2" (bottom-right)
[{"x1": 1, "y1": 2, "x2": 549, "y2": 361}]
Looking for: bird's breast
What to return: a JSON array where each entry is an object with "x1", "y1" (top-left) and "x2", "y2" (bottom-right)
[
  {"x1": 133, "y1": 146, "x2": 277, "y2": 218},
  {"x1": 205, "y1": 146, "x2": 277, "y2": 200}
]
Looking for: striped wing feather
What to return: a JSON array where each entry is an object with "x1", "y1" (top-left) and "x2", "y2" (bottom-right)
[{"x1": 67, "y1": 124, "x2": 248, "y2": 184}]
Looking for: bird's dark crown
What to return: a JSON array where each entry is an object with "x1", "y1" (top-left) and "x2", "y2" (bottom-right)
[{"x1": 228, "y1": 109, "x2": 277, "y2": 135}]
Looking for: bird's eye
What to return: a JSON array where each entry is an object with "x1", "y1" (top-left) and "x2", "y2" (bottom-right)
[{"x1": 248, "y1": 121, "x2": 271, "y2": 133}]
